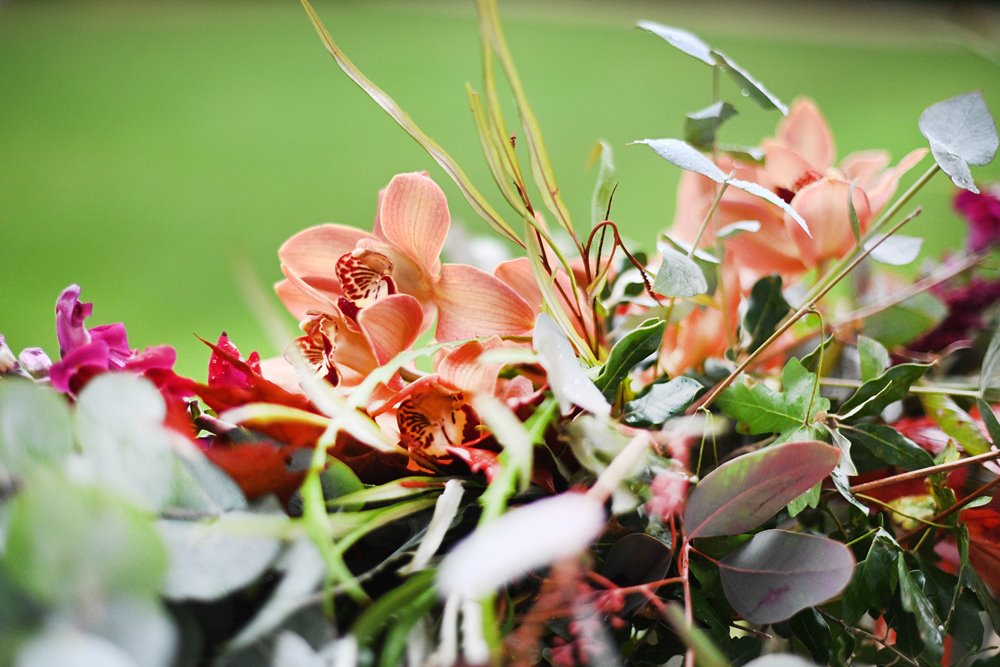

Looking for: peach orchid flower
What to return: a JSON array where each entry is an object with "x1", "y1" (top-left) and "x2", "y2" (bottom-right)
[
  {"x1": 671, "y1": 98, "x2": 926, "y2": 283},
  {"x1": 277, "y1": 172, "x2": 535, "y2": 346}
]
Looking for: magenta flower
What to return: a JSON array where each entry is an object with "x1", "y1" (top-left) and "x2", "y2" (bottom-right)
[
  {"x1": 956, "y1": 184, "x2": 1000, "y2": 253},
  {"x1": 48, "y1": 285, "x2": 176, "y2": 393}
]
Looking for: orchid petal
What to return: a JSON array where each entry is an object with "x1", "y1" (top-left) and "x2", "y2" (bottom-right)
[
  {"x1": 378, "y1": 172, "x2": 449, "y2": 280},
  {"x1": 55, "y1": 284, "x2": 92, "y2": 354},
  {"x1": 49, "y1": 339, "x2": 111, "y2": 392},
  {"x1": 776, "y1": 98, "x2": 836, "y2": 172},
  {"x1": 357, "y1": 293, "x2": 424, "y2": 365},
  {"x1": 760, "y1": 141, "x2": 817, "y2": 190},
  {"x1": 494, "y1": 258, "x2": 542, "y2": 313},
  {"x1": 434, "y1": 264, "x2": 535, "y2": 341},
  {"x1": 840, "y1": 149, "x2": 891, "y2": 188},
  {"x1": 277, "y1": 223, "x2": 375, "y2": 280},
  {"x1": 864, "y1": 148, "x2": 928, "y2": 215},
  {"x1": 438, "y1": 338, "x2": 503, "y2": 396},
  {"x1": 787, "y1": 178, "x2": 871, "y2": 268}
]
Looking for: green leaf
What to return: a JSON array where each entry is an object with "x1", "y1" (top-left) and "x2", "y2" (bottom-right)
[
  {"x1": 718, "y1": 530, "x2": 854, "y2": 624},
  {"x1": 789, "y1": 609, "x2": 832, "y2": 665},
  {"x1": 636, "y1": 20, "x2": 715, "y2": 65},
  {"x1": 653, "y1": 245, "x2": 708, "y2": 298},
  {"x1": 977, "y1": 398, "x2": 1000, "y2": 445},
  {"x1": 623, "y1": 376, "x2": 703, "y2": 428},
  {"x1": 865, "y1": 234, "x2": 923, "y2": 266},
  {"x1": 837, "y1": 363, "x2": 929, "y2": 421},
  {"x1": 75, "y1": 374, "x2": 177, "y2": 511},
  {"x1": 843, "y1": 424, "x2": 935, "y2": 471},
  {"x1": 800, "y1": 335, "x2": 835, "y2": 374},
  {"x1": 862, "y1": 292, "x2": 946, "y2": 348},
  {"x1": 743, "y1": 275, "x2": 791, "y2": 354},
  {"x1": 717, "y1": 359, "x2": 829, "y2": 435},
  {"x1": 0, "y1": 380, "x2": 74, "y2": 478},
  {"x1": 710, "y1": 49, "x2": 788, "y2": 115},
  {"x1": 787, "y1": 481, "x2": 822, "y2": 518},
  {"x1": 842, "y1": 529, "x2": 901, "y2": 624},
  {"x1": 661, "y1": 603, "x2": 730, "y2": 667},
  {"x1": 684, "y1": 101, "x2": 738, "y2": 150},
  {"x1": 858, "y1": 336, "x2": 890, "y2": 382},
  {"x1": 830, "y1": 467, "x2": 870, "y2": 515},
  {"x1": 896, "y1": 556, "x2": 944, "y2": 664},
  {"x1": 980, "y1": 324, "x2": 1000, "y2": 400},
  {"x1": 959, "y1": 525, "x2": 1000, "y2": 634},
  {"x1": 919, "y1": 91, "x2": 998, "y2": 193},
  {"x1": 847, "y1": 179, "x2": 862, "y2": 242},
  {"x1": 920, "y1": 393, "x2": 992, "y2": 455},
  {"x1": 595, "y1": 318, "x2": 666, "y2": 397},
  {"x1": 589, "y1": 140, "x2": 616, "y2": 226},
  {"x1": 2, "y1": 472, "x2": 167, "y2": 608},
  {"x1": 684, "y1": 440, "x2": 840, "y2": 538}
]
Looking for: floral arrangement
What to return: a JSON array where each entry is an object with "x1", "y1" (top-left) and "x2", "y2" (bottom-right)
[{"x1": 2, "y1": 2, "x2": 999, "y2": 666}]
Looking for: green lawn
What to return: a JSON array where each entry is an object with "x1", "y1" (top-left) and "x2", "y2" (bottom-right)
[{"x1": 1, "y1": 0, "x2": 998, "y2": 377}]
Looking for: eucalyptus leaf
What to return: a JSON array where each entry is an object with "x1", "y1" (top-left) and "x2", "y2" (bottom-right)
[
  {"x1": 75, "y1": 374, "x2": 177, "y2": 511},
  {"x1": 719, "y1": 530, "x2": 854, "y2": 624},
  {"x1": 636, "y1": 20, "x2": 714, "y2": 65},
  {"x1": 865, "y1": 234, "x2": 923, "y2": 266},
  {"x1": 0, "y1": 380, "x2": 74, "y2": 478},
  {"x1": 595, "y1": 318, "x2": 665, "y2": 397},
  {"x1": 623, "y1": 376, "x2": 704, "y2": 428},
  {"x1": 533, "y1": 313, "x2": 610, "y2": 417},
  {"x1": 91, "y1": 596, "x2": 177, "y2": 667},
  {"x1": 684, "y1": 440, "x2": 840, "y2": 538},
  {"x1": 919, "y1": 91, "x2": 998, "y2": 193},
  {"x1": 843, "y1": 424, "x2": 935, "y2": 471},
  {"x1": 228, "y1": 538, "x2": 326, "y2": 650},
  {"x1": 15, "y1": 625, "x2": 139, "y2": 667},
  {"x1": 716, "y1": 220, "x2": 761, "y2": 239},
  {"x1": 653, "y1": 246, "x2": 709, "y2": 299},
  {"x1": 743, "y1": 275, "x2": 791, "y2": 353},
  {"x1": 2, "y1": 472, "x2": 167, "y2": 608},
  {"x1": 684, "y1": 101, "x2": 738, "y2": 150},
  {"x1": 633, "y1": 139, "x2": 809, "y2": 235},
  {"x1": 633, "y1": 138, "x2": 728, "y2": 182},
  {"x1": 711, "y1": 49, "x2": 788, "y2": 115},
  {"x1": 158, "y1": 514, "x2": 284, "y2": 602},
  {"x1": 728, "y1": 177, "x2": 809, "y2": 235}
]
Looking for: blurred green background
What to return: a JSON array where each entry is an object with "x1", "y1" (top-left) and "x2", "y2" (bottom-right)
[{"x1": 2, "y1": 0, "x2": 998, "y2": 378}]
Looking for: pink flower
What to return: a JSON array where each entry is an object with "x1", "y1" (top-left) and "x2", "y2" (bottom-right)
[
  {"x1": 277, "y1": 172, "x2": 535, "y2": 345},
  {"x1": 955, "y1": 183, "x2": 1000, "y2": 253},
  {"x1": 48, "y1": 285, "x2": 176, "y2": 394},
  {"x1": 672, "y1": 98, "x2": 926, "y2": 282}
]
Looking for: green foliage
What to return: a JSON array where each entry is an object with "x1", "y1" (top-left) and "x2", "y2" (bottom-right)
[
  {"x1": 743, "y1": 275, "x2": 791, "y2": 354},
  {"x1": 717, "y1": 359, "x2": 829, "y2": 435}
]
